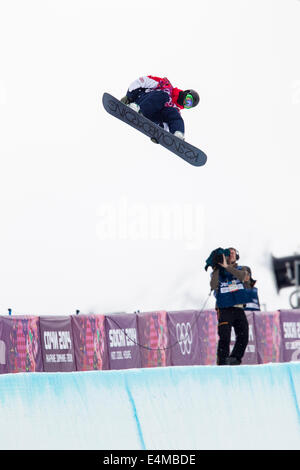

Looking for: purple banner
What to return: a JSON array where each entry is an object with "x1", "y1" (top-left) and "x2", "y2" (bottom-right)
[
  {"x1": 197, "y1": 310, "x2": 218, "y2": 365},
  {"x1": 230, "y1": 311, "x2": 258, "y2": 364},
  {"x1": 137, "y1": 311, "x2": 171, "y2": 368},
  {"x1": 0, "y1": 317, "x2": 8, "y2": 374},
  {"x1": 254, "y1": 311, "x2": 283, "y2": 364},
  {"x1": 72, "y1": 314, "x2": 108, "y2": 371},
  {"x1": 167, "y1": 310, "x2": 201, "y2": 366},
  {"x1": 39, "y1": 316, "x2": 76, "y2": 372},
  {"x1": 0, "y1": 316, "x2": 43, "y2": 373},
  {"x1": 279, "y1": 310, "x2": 300, "y2": 362},
  {"x1": 105, "y1": 313, "x2": 141, "y2": 370}
]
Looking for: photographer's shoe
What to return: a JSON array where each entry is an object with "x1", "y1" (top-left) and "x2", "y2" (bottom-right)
[
  {"x1": 217, "y1": 356, "x2": 228, "y2": 366},
  {"x1": 225, "y1": 357, "x2": 241, "y2": 366}
]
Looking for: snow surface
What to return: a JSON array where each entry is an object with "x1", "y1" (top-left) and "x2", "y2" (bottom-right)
[
  {"x1": 0, "y1": 0, "x2": 299, "y2": 316},
  {"x1": 0, "y1": 362, "x2": 300, "y2": 450}
]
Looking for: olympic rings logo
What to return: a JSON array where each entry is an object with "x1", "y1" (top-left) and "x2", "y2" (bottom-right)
[{"x1": 176, "y1": 322, "x2": 193, "y2": 355}]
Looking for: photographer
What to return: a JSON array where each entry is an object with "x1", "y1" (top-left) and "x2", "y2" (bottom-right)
[{"x1": 207, "y1": 247, "x2": 254, "y2": 366}]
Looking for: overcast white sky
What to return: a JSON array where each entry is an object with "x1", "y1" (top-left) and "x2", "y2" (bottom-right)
[{"x1": 0, "y1": 0, "x2": 299, "y2": 316}]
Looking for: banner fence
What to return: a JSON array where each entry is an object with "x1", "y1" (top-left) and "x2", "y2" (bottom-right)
[{"x1": 0, "y1": 309, "x2": 300, "y2": 374}]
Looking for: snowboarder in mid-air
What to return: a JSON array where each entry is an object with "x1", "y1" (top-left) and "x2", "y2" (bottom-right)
[
  {"x1": 120, "y1": 75, "x2": 200, "y2": 143},
  {"x1": 102, "y1": 77, "x2": 206, "y2": 167}
]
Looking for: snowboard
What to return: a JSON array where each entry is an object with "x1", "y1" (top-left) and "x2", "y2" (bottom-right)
[{"x1": 102, "y1": 93, "x2": 207, "y2": 167}]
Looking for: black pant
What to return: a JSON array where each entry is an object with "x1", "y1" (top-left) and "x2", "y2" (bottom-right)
[
  {"x1": 136, "y1": 91, "x2": 184, "y2": 134},
  {"x1": 217, "y1": 307, "x2": 249, "y2": 365}
]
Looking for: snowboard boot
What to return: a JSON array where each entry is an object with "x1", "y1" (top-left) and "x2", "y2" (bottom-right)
[
  {"x1": 127, "y1": 102, "x2": 140, "y2": 113},
  {"x1": 151, "y1": 137, "x2": 159, "y2": 144},
  {"x1": 174, "y1": 130, "x2": 185, "y2": 141}
]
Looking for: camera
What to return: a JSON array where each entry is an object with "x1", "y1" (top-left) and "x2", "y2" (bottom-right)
[
  {"x1": 213, "y1": 248, "x2": 231, "y2": 268},
  {"x1": 205, "y1": 247, "x2": 231, "y2": 271}
]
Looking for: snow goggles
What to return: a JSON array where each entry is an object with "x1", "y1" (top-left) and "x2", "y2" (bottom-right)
[{"x1": 183, "y1": 93, "x2": 194, "y2": 109}]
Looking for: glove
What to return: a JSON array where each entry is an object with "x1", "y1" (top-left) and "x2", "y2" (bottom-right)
[{"x1": 120, "y1": 96, "x2": 130, "y2": 104}]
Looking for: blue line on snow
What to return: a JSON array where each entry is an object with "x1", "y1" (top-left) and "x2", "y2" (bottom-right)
[{"x1": 124, "y1": 376, "x2": 146, "y2": 450}]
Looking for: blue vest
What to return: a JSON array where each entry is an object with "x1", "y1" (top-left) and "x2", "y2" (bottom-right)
[
  {"x1": 244, "y1": 287, "x2": 260, "y2": 311},
  {"x1": 215, "y1": 266, "x2": 252, "y2": 308}
]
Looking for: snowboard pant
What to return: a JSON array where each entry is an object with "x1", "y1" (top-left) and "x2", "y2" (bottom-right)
[
  {"x1": 216, "y1": 307, "x2": 249, "y2": 365},
  {"x1": 136, "y1": 91, "x2": 185, "y2": 134}
]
